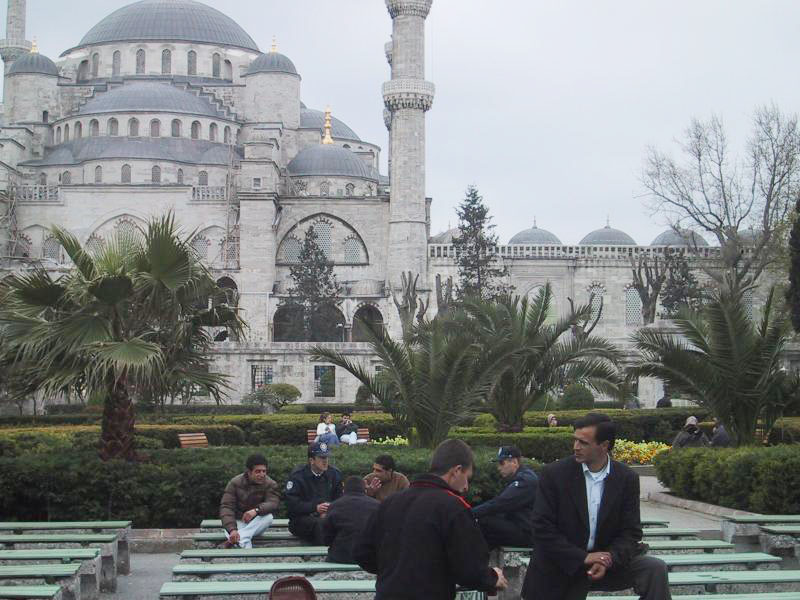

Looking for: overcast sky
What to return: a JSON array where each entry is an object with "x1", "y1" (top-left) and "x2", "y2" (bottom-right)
[{"x1": 5, "y1": 0, "x2": 800, "y2": 245}]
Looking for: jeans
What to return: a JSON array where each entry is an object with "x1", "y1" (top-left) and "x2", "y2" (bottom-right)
[
  {"x1": 565, "y1": 555, "x2": 671, "y2": 600},
  {"x1": 223, "y1": 513, "x2": 273, "y2": 548},
  {"x1": 317, "y1": 432, "x2": 340, "y2": 446}
]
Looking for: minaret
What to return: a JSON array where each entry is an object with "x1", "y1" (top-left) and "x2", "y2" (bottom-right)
[
  {"x1": 0, "y1": 0, "x2": 31, "y2": 101},
  {"x1": 383, "y1": 0, "x2": 435, "y2": 289}
]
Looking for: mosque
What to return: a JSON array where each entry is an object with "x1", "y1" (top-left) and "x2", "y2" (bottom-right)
[{"x1": 0, "y1": 0, "x2": 746, "y2": 406}]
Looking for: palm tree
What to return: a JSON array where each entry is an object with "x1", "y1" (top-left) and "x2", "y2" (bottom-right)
[
  {"x1": 0, "y1": 214, "x2": 244, "y2": 460},
  {"x1": 628, "y1": 287, "x2": 790, "y2": 446},
  {"x1": 309, "y1": 316, "x2": 514, "y2": 448},
  {"x1": 460, "y1": 286, "x2": 621, "y2": 431}
]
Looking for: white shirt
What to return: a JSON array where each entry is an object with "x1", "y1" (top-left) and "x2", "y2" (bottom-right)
[
  {"x1": 316, "y1": 423, "x2": 336, "y2": 436},
  {"x1": 582, "y1": 456, "x2": 612, "y2": 551}
]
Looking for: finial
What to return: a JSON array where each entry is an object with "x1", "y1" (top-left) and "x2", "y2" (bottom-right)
[
  {"x1": 322, "y1": 106, "x2": 334, "y2": 145},
  {"x1": 31, "y1": 38, "x2": 38, "y2": 54},
  {"x1": 270, "y1": 36, "x2": 278, "y2": 53},
  {"x1": 533, "y1": 217, "x2": 537, "y2": 228},
  {"x1": 606, "y1": 215, "x2": 610, "y2": 227}
]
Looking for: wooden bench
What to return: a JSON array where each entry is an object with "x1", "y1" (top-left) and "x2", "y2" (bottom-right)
[
  {"x1": 0, "y1": 565, "x2": 81, "y2": 600},
  {"x1": 192, "y1": 531, "x2": 299, "y2": 549},
  {"x1": 306, "y1": 428, "x2": 370, "y2": 444},
  {"x1": 501, "y1": 539, "x2": 734, "y2": 557},
  {"x1": 199, "y1": 519, "x2": 289, "y2": 530},
  {"x1": 160, "y1": 579, "x2": 377, "y2": 598},
  {"x1": 180, "y1": 546, "x2": 328, "y2": 563},
  {"x1": 519, "y1": 552, "x2": 780, "y2": 571},
  {"x1": 0, "y1": 585, "x2": 63, "y2": 599},
  {"x1": 0, "y1": 535, "x2": 118, "y2": 593},
  {"x1": 0, "y1": 550, "x2": 101, "y2": 600},
  {"x1": 178, "y1": 433, "x2": 208, "y2": 448},
  {"x1": 0, "y1": 521, "x2": 131, "y2": 576},
  {"x1": 172, "y1": 561, "x2": 364, "y2": 580},
  {"x1": 722, "y1": 515, "x2": 800, "y2": 543},
  {"x1": 641, "y1": 527, "x2": 700, "y2": 539}
]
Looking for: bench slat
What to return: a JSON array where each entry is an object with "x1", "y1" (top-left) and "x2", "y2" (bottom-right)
[
  {"x1": 589, "y1": 594, "x2": 800, "y2": 600},
  {"x1": 0, "y1": 522, "x2": 130, "y2": 531},
  {"x1": 667, "y1": 570, "x2": 800, "y2": 585},
  {"x1": 0, "y1": 564, "x2": 80, "y2": 577},
  {"x1": 0, "y1": 550, "x2": 100, "y2": 561},
  {"x1": 502, "y1": 540, "x2": 734, "y2": 554},
  {"x1": 174, "y1": 562, "x2": 360, "y2": 575},
  {"x1": 181, "y1": 547, "x2": 328, "y2": 560},
  {"x1": 641, "y1": 528, "x2": 699, "y2": 537},
  {"x1": 199, "y1": 519, "x2": 288, "y2": 529},
  {"x1": 160, "y1": 579, "x2": 376, "y2": 596},
  {"x1": 192, "y1": 532, "x2": 294, "y2": 542},
  {"x1": 0, "y1": 535, "x2": 116, "y2": 544},
  {"x1": 178, "y1": 433, "x2": 208, "y2": 449},
  {"x1": 726, "y1": 515, "x2": 800, "y2": 524},
  {"x1": 761, "y1": 525, "x2": 800, "y2": 535},
  {"x1": 520, "y1": 552, "x2": 779, "y2": 568},
  {"x1": 0, "y1": 585, "x2": 62, "y2": 599}
]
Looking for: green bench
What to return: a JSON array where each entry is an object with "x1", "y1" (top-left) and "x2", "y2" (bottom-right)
[
  {"x1": 0, "y1": 535, "x2": 117, "y2": 593},
  {"x1": 0, "y1": 585, "x2": 62, "y2": 599},
  {"x1": 173, "y1": 561, "x2": 365, "y2": 580},
  {"x1": 761, "y1": 525, "x2": 800, "y2": 536},
  {"x1": 0, "y1": 550, "x2": 101, "y2": 600},
  {"x1": 199, "y1": 519, "x2": 289, "y2": 529},
  {"x1": 160, "y1": 579, "x2": 377, "y2": 598},
  {"x1": 520, "y1": 552, "x2": 780, "y2": 571},
  {"x1": 721, "y1": 515, "x2": 800, "y2": 543},
  {"x1": 0, "y1": 522, "x2": 131, "y2": 576},
  {"x1": 500, "y1": 539, "x2": 734, "y2": 558},
  {"x1": 192, "y1": 531, "x2": 299, "y2": 549},
  {"x1": 640, "y1": 527, "x2": 700, "y2": 539},
  {"x1": 0, "y1": 565, "x2": 80, "y2": 600},
  {"x1": 589, "y1": 594, "x2": 800, "y2": 600},
  {"x1": 181, "y1": 546, "x2": 328, "y2": 563}
]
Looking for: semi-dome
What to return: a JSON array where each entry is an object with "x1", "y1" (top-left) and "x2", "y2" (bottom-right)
[
  {"x1": 300, "y1": 108, "x2": 360, "y2": 141},
  {"x1": 78, "y1": 81, "x2": 225, "y2": 118},
  {"x1": 245, "y1": 52, "x2": 298, "y2": 76},
  {"x1": 430, "y1": 227, "x2": 462, "y2": 244},
  {"x1": 579, "y1": 225, "x2": 637, "y2": 246},
  {"x1": 8, "y1": 52, "x2": 59, "y2": 76},
  {"x1": 509, "y1": 223, "x2": 562, "y2": 245},
  {"x1": 287, "y1": 144, "x2": 377, "y2": 180},
  {"x1": 65, "y1": 0, "x2": 259, "y2": 54},
  {"x1": 651, "y1": 229, "x2": 709, "y2": 247}
]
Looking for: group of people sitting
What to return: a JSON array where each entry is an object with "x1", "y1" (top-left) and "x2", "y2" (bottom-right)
[
  {"x1": 672, "y1": 416, "x2": 731, "y2": 448},
  {"x1": 220, "y1": 412, "x2": 672, "y2": 600},
  {"x1": 315, "y1": 411, "x2": 367, "y2": 446}
]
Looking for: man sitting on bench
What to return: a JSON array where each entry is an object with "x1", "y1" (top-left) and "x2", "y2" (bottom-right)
[
  {"x1": 286, "y1": 442, "x2": 343, "y2": 544},
  {"x1": 219, "y1": 453, "x2": 280, "y2": 548}
]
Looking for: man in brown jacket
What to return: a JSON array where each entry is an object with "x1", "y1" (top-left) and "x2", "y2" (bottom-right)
[
  {"x1": 219, "y1": 453, "x2": 280, "y2": 548},
  {"x1": 364, "y1": 454, "x2": 410, "y2": 502}
]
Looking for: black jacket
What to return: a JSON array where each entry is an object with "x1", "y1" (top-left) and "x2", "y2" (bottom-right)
[
  {"x1": 472, "y1": 465, "x2": 538, "y2": 534},
  {"x1": 322, "y1": 491, "x2": 379, "y2": 563},
  {"x1": 285, "y1": 464, "x2": 343, "y2": 518},
  {"x1": 711, "y1": 425, "x2": 731, "y2": 447},
  {"x1": 338, "y1": 420, "x2": 358, "y2": 437},
  {"x1": 672, "y1": 426, "x2": 709, "y2": 448},
  {"x1": 354, "y1": 474, "x2": 498, "y2": 600},
  {"x1": 521, "y1": 456, "x2": 643, "y2": 600}
]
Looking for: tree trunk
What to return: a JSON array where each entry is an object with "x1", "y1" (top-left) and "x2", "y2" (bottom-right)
[{"x1": 99, "y1": 382, "x2": 137, "y2": 461}]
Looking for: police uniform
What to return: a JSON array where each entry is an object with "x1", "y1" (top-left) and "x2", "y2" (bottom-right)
[
  {"x1": 472, "y1": 446, "x2": 538, "y2": 549},
  {"x1": 285, "y1": 442, "x2": 343, "y2": 544}
]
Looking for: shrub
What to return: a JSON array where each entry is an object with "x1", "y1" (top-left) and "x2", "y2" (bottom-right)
[
  {"x1": 0, "y1": 445, "x2": 536, "y2": 527},
  {"x1": 45, "y1": 404, "x2": 265, "y2": 416},
  {"x1": 451, "y1": 426, "x2": 574, "y2": 463},
  {"x1": 654, "y1": 446, "x2": 800, "y2": 513},
  {"x1": 472, "y1": 413, "x2": 497, "y2": 428},
  {"x1": 612, "y1": 439, "x2": 670, "y2": 464},
  {"x1": 242, "y1": 384, "x2": 302, "y2": 412},
  {"x1": 559, "y1": 384, "x2": 594, "y2": 410}
]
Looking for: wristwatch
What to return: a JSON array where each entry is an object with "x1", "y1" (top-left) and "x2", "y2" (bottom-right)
[{"x1": 254, "y1": 507, "x2": 260, "y2": 515}]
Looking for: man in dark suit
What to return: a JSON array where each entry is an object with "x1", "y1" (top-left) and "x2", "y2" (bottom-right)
[
  {"x1": 521, "y1": 413, "x2": 671, "y2": 600},
  {"x1": 322, "y1": 476, "x2": 379, "y2": 563}
]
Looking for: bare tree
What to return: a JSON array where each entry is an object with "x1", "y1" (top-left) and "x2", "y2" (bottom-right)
[
  {"x1": 391, "y1": 271, "x2": 428, "y2": 338},
  {"x1": 568, "y1": 295, "x2": 602, "y2": 341},
  {"x1": 643, "y1": 105, "x2": 800, "y2": 292},
  {"x1": 629, "y1": 252, "x2": 670, "y2": 325},
  {"x1": 435, "y1": 273, "x2": 454, "y2": 316}
]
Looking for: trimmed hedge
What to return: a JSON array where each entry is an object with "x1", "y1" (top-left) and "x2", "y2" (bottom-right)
[
  {"x1": 46, "y1": 404, "x2": 265, "y2": 416},
  {"x1": 0, "y1": 445, "x2": 538, "y2": 528},
  {"x1": 654, "y1": 446, "x2": 800, "y2": 513},
  {"x1": 452, "y1": 427, "x2": 573, "y2": 463}
]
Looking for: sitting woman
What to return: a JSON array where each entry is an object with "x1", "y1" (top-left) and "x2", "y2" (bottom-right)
[{"x1": 316, "y1": 412, "x2": 340, "y2": 446}]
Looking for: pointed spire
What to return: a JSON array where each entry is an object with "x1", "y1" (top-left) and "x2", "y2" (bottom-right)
[
  {"x1": 270, "y1": 36, "x2": 278, "y2": 53},
  {"x1": 30, "y1": 37, "x2": 38, "y2": 54},
  {"x1": 322, "y1": 106, "x2": 334, "y2": 145},
  {"x1": 606, "y1": 215, "x2": 611, "y2": 228},
  {"x1": 533, "y1": 216, "x2": 537, "y2": 228}
]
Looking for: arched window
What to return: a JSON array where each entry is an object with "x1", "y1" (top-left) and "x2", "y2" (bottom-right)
[
  {"x1": 62, "y1": 171, "x2": 71, "y2": 185},
  {"x1": 743, "y1": 288, "x2": 755, "y2": 321},
  {"x1": 191, "y1": 235, "x2": 210, "y2": 260},
  {"x1": 209, "y1": 122, "x2": 218, "y2": 142},
  {"x1": 77, "y1": 60, "x2": 89, "y2": 82},
  {"x1": 121, "y1": 164, "x2": 131, "y2": 183},
  {"x1": 273, "y1": 304, "x2": 305, "y2": 342},
  {"x1": 177, "y1": 168, "x2": 184, "y2": 185},
  {"x1": 224, "y1": 59, "x2": 233, "y2": 80},
  {"x1": 107, "y1": 118, "x2": 118, "y2": 136},
  {"x1": 171, "y1": 119, "x2": 181, "y2": 137},
  {"x1": 187, "y1": 50, "x2": 197, "y2": 75},
  {"x1": 198, "y1": 170, "x2": 208, "y2": 186},
  {"x1": 151, "y1": 165, "x2": 161, "y2": 184},
  {"x1": 94, "y1": 165, "x2": 102, "y2": 184},
  {"x1": 212, "y1": 53, "x2": 221, "y2": 78},
  {"x1": 353, "y1": 305, "x2": 384, "y2": 341},
  {"x1": 89, "y1": 119, "x2": 99, "y2": 137},
  {"x1": 588, "y1": 284, "x2": 605, "y2": 323},
  {"x1": 150, "y1": 119, "x2": 160, "y2": 137},
  {"x1": 55, "y1": 127, "x2": 62, "y2": 144},
  {"x1": 42, "y1": 236, "x2": 61, "y2": 263},
  {"x1": 319, "y1": 181, "x2": 330, "y2": 196},
  {"x1": 278, "y1": 236, "x2": 302, "y2": 263},
  {"x1": 345, "y1": 183, "x2": 355, "y2": 196},
  {"x1": 63, "y1": 124, "x2": 70, "y2": 141},
  {"x1": 74, "y1": 121, "x2": 82, "y2": 138},
  {"x1": 128, "y1": 118, "x2": 139, "y2": 137},
  {"x1": 115, "y1": 219, "x2": 138, "y2": 242},
  {"x1": 85, "y1": 234, "x2": 104, "y2": 255},
  {"x1": 223, "y1": 126, "x2": 231, "y2": 144},
  {"x1": 343, "y1": 236, "x2": 366, "y2": 263},
  {"x1": 191, "y1": 121, "x2": 201, "y2": 139},
  {"x1": 310, "y1": 305, "x2": 346, "y2": 343},
  {"x1": 91, "y1": 53, "x2": 99, "y2": 77},
  {"x1": 311, "y1": 220, "x2": 333, "y2": 259},
  {"x1": 136, "y1": 49, "x2": 145, "y2": 74},
  {"x1": 42, "y1": 110, "x2": 48, "y2": 123},
  {"x1": 112, "y1": 51, "x2": 121, "y2": 76},
  {"x1": 38, "y1": 172, "x2": 47, "y2": 185},
  {"x1": 625, "y1": 287, "x2": 643, "y2": 326},
  {"x1": 14, "y1": 233, "x2": 31, "y2": 258},
  {"x1": 161, "y1": 49, "x2": 171, "y2": 74}
]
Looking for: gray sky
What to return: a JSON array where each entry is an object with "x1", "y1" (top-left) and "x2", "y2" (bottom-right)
[{"x1": 5, "y1": 1, "x2": 800, "y2": 245}]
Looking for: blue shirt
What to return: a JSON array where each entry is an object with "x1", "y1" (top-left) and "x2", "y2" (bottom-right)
[{"x1": 582, "y1": 457, "x2": 611, "y2": 551}]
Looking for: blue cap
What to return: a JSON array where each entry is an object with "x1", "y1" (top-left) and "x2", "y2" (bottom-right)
[
  {"x1": 491, "y1": 446, "x2": 522, "y2": 462},
  {"x1": 308, "y1": 441, "x2": 331, "y2": 458}
]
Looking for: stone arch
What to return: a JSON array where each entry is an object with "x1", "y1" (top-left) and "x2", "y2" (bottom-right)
[
  {"x1": 214, "y1": 276, "x2": 238, "y2": 307},
  {"x1": 273, "y1": 304, "x2": 304, "y2": 342},
  {"x1": 14, "y1": 232, "x2": 32, "y2": 257},
  {"x1": 273, "y1": 303, "x2": 345, "y2": 342},
  {"x1": 277, "y1": 213, "x2": 370, "y2": 265},
  {"x1": 107, "y1": 118, "x2": 118, "y2": 136},
  {"x1": 353, "y1": 304, "x2": 384, "y2": 341},
  {"x1": 77, "y1": 60, "x2": 89, "y2": 82},
  {"x1": 85, "y1": 233, "x2": 104, "y2": 255},
  {"x1": 343, "y1": 235, "x2": 366, "y2": 264}
]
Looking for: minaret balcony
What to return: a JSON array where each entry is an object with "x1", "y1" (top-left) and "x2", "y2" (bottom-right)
[{"x1": 382, "y1": 80, "x2": 435, "y2": 111}]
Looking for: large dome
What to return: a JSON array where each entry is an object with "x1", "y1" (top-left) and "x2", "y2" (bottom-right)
[
  {"x1": 579, "y1": 225, "x2": 637, "y2": 246},
  {"x1": 78, "y1": 82, "x2": 225, "y2": 118},
  {"x1": 300, "y1": 108, "x2": 360, "y2": 141},
  {"x1": 651, "y1": 229, "x2": 709, "y2": 247},
  {"x1": 509, "y1": 224, "x2": 562, "y2": 245},
  {"x1": 287, "y1": 145, "x2": 377, "y2": 180},
  {"x1": 429, "y1": 227, "x2": 462, "y2": 244},
  {"x1": 65, "y1": 0, "x2": 259, "y2": 54},
  {"x1": 8, "y1": 52, "x2": 59, "y2": 76}
]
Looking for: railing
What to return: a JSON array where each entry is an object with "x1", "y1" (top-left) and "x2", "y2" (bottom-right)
[
  {"x1": 13, "y1": 185, "x2": 60, "y2": 203},
  {"x1": 192, "y1": 186, "x2": 228, "y2": 202},
  {"x1": 428, "y1": 243, "x2": 729, "y2": 260},
  {"x1": 273, "y1": 279, "x2": 385, "y2": 296}
]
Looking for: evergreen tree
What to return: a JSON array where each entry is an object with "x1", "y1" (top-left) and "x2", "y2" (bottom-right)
[
  {"x1": 787, "y1": 199, "x2": 800, "y2": 332},
  {"x1": 282, "y1": 226, "x2": 342, "y2": 341},
  {"x1": 452, "y1": 185, "x2": 512, "y2": 301},
  {"x1": 660, "y1": 251, "x2": 706, "y2": 317}
]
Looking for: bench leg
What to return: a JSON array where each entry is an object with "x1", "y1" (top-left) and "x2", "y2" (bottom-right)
[
  {"x1": 117, "y1": 539, "x2": 131, "y2": 575},
  {"x1": 80, "y1": 572, "x2": 99, "y2": 600},
  {"x1": 63, "y1": 576, "x2": 81, "y2": 600},
  {"x1": 100, "y1": 554, "x2": 117, "y2": 592}
]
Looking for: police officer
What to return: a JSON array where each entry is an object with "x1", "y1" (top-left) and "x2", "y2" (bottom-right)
[
  {"x1": 472, "y1": 446, "x2": 538, "y2": 549},
  {"x1": 285, "y1": 441, "x2": 343, "y2": 544}
]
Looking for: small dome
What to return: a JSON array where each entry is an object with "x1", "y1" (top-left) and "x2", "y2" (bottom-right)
[
  {"x1": 8, "y1": 52, "x2": 59, "y2": 76},
  {"x1": 287, "y1": 144, "x2": 377, "y2": 180},
  {"x1": 78, "y1": 81, "x2": 224, "y2": 118},
  {"x1": 430, "y1": 227, "x2": 462, "y2": 244},
  {"x1": 66, "y1": 0, "x2": 258, "y2": 54},
  {"x1": 244, "y1": 52, "x2": 298, "y2": 76},
  {"x1": 300, "y1": 108, "x2": 360, "y2": 141},
  {"x1": 509, "y1": 224, "x2": 562, "y2": 245},
  {"x1": 579, "y1": 225, "x2": 637, "y2": 246},
  {"x1": 651, "y1": 229, "x2": 709, "y2": 247}
]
